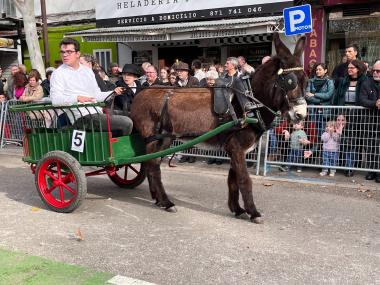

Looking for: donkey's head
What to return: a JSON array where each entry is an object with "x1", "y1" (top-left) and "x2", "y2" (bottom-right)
[{"x1": 271, "y1": 32, "x2": 307, "y2": 122}]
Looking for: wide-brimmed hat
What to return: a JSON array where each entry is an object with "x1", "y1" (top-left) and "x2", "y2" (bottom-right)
[
  {"x1": 174, "y1": 62, "x2": 190, "y2": 71},
  {"x1": 122, "y1": 64, "x2": 144, "y2": 77}
]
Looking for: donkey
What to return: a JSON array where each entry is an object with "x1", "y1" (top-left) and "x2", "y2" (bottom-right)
[{"x1": 130, "y1": 33, "x2": 307, "y2": 223}]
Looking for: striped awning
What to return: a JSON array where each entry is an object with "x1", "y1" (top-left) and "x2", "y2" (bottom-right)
[{"x1": 66, "y1": 16, "x2": 283, "y2": 43}]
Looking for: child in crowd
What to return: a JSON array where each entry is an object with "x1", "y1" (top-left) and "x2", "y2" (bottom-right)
[
  {"x1": 320, "y1": 120, "x2": 341, "y2": 176},
  {"x1": 284, "y1": 120, "x2": 310, "y2": 172}
]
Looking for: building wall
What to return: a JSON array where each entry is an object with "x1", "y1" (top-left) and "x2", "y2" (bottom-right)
[{"x1": 23, "y1": 24, "x2": 117, "y2": 72}]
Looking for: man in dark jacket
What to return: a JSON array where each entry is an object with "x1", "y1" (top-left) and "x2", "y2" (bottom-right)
[
  {"x1": 142, "y1": 65, "x2": 162, "y2": 87},
  {"x1": 332, "y1": 43, "x2": 358, "y2": 88},
  {"x1": 41, "y1": 68, "x2": 55, "y2": 97},
  {"x1": 359, "y1": 60, "x2": 380, "y2": 182}
]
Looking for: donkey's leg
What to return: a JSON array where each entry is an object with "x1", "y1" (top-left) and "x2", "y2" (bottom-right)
[
  {"x1": 229, "y1": 150, "x2": 262, "y2": 223},
  {"x1": 227, "y1": 167, "x2": 246, "y2": 217},
  {"x1": 145, "y1": 141, "x2": 176, "y2": 211}
]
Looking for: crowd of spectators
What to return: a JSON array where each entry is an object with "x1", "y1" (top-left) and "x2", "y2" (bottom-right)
[{"x1": 269, "y1": 43, "x2": 380, "y2": 183}]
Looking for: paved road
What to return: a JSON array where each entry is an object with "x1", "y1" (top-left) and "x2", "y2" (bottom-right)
[{"x1": 0, "y1": 153, "x2": 379, "y2": 284}]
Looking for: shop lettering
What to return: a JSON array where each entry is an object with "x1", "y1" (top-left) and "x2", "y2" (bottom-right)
[
  {"x1": 190, "y1": 29, "x2": 247, "y2": 39},
  {"x1": 118, "y1": 16, "x2": 148, "y2": 24},
  {"x1": 159, "y1": 12, "x2": 197, "y2": 21},
  {"x1": 307, "y1": 17, "x2": 319, "y2": 66},
  {"x1": 117, "y1": 0, "x2": 179, "y2": 9}
]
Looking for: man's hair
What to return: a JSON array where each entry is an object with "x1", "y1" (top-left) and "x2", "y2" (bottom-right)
[
  {"x1": 60, "y1": 37, "x2": 80, "y2": 51},
  {"x1": 191, "y1": 59, "x2": 202, "y2": 69},
  {"x1": 226, "y1": 57, "x2": 239, "y2": 69},
  {"x1": 147, "y1": 65, "x2": 158, "y2": 73},
  {"x1": 141, "y1": 62, "x2": 152, "y2": 70},
  {"x1": 45, "y1": 67, "x2": 56, "y2": 78},
  {"x1": 237, "y1": 56, "x2": 246, "y2": 63},
  {"x1": 109, "y1": 62, "x2": 119, "y2": 69},
  {"x1": 346, "y1": 43, "x2": 358, "y2": 52},
  {"x1": 374, "y1": 60, "x2": 380, "y2": 66}
]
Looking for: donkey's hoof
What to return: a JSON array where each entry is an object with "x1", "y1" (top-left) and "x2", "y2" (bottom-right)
[
  {"x1": 251, "y1": 217, "x2": 264, "y2": 224},
  {"x1": 165, "y1": 206, "x2": 177, "y2": 213},
  {"x1": 154, "y1": 201, "x2": 165, "y2": 209},
  {"x1": 235, "y1": 212, "x2": 249, "y2": 220}
]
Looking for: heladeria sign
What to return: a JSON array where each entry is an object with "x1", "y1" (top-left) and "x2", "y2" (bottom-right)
[{"x1": 96, "y1": 0, "x2": 293, "y2": 28}]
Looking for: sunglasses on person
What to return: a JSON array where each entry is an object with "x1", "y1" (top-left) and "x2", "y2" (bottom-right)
[{"x1": 373, "y1": 69, "x2": 380, "y2": 73}]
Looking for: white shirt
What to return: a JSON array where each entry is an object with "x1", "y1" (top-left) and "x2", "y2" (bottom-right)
[
  {"x1": 194, "y1": 69, "x2": 205, "y2": 81},
  {"x1": 50, "y1": 63, "x2": 112, "y2": 123}
]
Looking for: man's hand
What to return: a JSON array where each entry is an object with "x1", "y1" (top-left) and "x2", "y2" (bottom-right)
[
  {"x1": 305, "y1": 92, "x2": 314, "y2": 98},
  {"x1": 77, "y1": 95, "x2": 96, "y2": 103},
  {"x1": 114, "y1": 87, "x2": 125, "y2": 95}
]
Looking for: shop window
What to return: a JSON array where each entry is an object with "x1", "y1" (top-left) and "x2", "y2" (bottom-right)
[{"x1": 93, "y1": 49, "x2": 112, "y2": 70}]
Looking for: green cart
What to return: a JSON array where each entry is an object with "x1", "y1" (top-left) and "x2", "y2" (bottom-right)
[{"x1": 10, "y1": 102, "x2": 257, "y2": 213}]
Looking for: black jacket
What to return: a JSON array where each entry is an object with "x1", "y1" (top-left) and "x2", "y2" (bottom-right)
[
  {"x1": 333, "y1": 75, "x2": 367, "y2": 106},
  {"x1": 332, "y1": 62, "x2": 349, "y2": 88},
  {"x1": 142, "y1": 78, "x2": 163, "y2": 87},
  {"x1": 359, "y1": 77, "x2": 380, "y2": 109},
  {"x1": 115, "y1": 79, "x2": 142, "y2": 112}
]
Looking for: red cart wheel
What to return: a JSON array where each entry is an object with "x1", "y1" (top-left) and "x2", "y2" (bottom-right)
[
  {"x1": 35, "y1": 151, "x2": 87, "y2": 213},
  {"x1": 107, "y1": 163, "x2": 146, "y2": 189}
]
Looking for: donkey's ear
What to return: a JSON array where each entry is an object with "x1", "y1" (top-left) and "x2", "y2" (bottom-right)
[
  {"x1": 273, "y1": 32, "x2": 291, "y2": 57},
  {"x1": 293, "y1": 35, "x2": 306, "y2": 58}
]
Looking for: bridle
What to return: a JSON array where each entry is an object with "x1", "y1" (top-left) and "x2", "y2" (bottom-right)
[{"x1": 274, "y1": 66, "x2": 306, "y2": 107}]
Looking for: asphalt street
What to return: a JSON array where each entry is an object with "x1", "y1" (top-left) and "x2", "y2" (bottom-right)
[{"x1": 0, "y1": 152, "x2": 379, "y2": 285}]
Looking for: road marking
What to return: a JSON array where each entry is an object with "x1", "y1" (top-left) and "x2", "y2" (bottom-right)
[
  {"x1": 132, "y1": 197, "x2": 153, "y2": 203},
  {"x1": 105, "y1": 205, "x2": 140, "y2": 222},
  {"x1": 107, "y1": 275, "x2": 157, "y2": 285}
]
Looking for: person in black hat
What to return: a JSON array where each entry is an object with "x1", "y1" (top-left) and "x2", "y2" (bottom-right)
[{"x1": 114, "y1": 64, "x2": 144, "y2": 115}]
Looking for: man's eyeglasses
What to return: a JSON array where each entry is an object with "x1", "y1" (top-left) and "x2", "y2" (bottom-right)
[
  {"x1": 60, "y1": 50, "x2": 77, "y2": 56},
  {"x1": 373, "y1": 69, "x2": 380, "y2": 73}
]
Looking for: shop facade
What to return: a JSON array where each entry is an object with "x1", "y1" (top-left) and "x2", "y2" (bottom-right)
[{"x1": 69, "y1": 0, "x2": 301, "y2": 69}]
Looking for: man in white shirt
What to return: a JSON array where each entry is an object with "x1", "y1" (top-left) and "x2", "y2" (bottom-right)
[
  {"x1": 50, "y1": 38, "x2": 133, "y2": 136},
  {"x1": 237, "y1": 56, "x2": 255, "y2": 75},
  {"x1": 191, "y1": 59, "x2": 205, "y2": 81}
]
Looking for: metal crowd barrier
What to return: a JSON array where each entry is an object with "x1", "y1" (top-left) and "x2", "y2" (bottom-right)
[
  {"x1": 0, "y1": 100, "x2": 54, "y2": 148},
  {"x1": 171, "y1": 136, "x2": 262, "y2": 175},
  {"x1": 0, "y1": 101, "x2": 5, "y2": 146},
  {"x1": 1, "y1": 100, "x2": 26, "y2": 147},
  {"x1": 263, "y1": 105, "x2": 380, "y2": 176}
]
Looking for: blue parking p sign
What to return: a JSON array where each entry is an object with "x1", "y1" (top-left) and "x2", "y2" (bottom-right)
[{"x1": 283, "y1": 4, "x2": 312, "y2": 36}]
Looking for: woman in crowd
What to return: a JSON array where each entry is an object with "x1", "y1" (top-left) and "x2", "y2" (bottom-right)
[
  {"x1": 160, "y1": 67, "x2": 170, "y2": 85},
  {"x1": 333, "y1": 59, "x2": 367, "y2": 177},
  {"x1": 13, "y1": 71, "x2": 28, "y2": 100},
  {"x1": 18, "y1": 69, "x2": 44, "y2": 102},
  {"x1": 305, "y1": 63, "x2": 335, "y2": 138}
]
